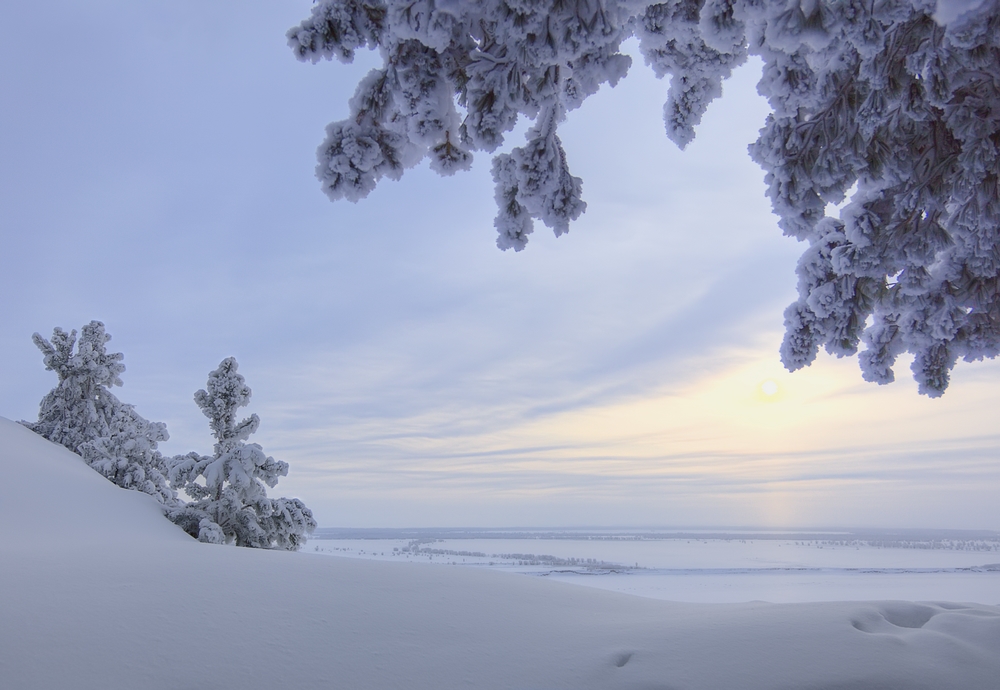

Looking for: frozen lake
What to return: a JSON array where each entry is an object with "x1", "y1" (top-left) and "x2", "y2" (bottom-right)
[{"x1": 308, "y1": 528, "x2": 1000, "y2": 605}]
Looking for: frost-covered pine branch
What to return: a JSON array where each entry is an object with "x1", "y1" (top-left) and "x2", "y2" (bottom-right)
[
  {"x1": 23, "y1": 321, "x2": 177, "y2": 505},
  {"x1": 168, "y1": 358, "x2": 316, "y2": 550},
  {"x1": 290, "y1": 0, "x2": 1000, "y2": 395}
]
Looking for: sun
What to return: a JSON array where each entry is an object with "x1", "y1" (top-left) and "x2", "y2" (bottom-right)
[{"x1": 760, "y1": 379, "x2": 779, "y2": 397}]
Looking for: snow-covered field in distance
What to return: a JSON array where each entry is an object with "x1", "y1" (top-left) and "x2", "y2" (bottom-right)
[
  {"x1": 309, "y1": 528, "x2": 1000, "y2": 604},
  {"x1": 4, "y1": 416, "x2": 1000, "y2": 689}
]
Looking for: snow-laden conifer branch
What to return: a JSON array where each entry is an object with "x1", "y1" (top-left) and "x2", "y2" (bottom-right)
[
  {"x1": 290, "y1": 0, "x2": 632, "y2": 246},
  {"x1": 291, "y1": 0, "x2": 1000, "y2": 394}
]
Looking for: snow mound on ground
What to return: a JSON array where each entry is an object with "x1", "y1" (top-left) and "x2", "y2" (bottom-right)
[
  {"x1": 1, "y1": 416, "x2": 999, "y2": 689},
  {"x1": 0, "y1": 418, "x2": 187, "y2": 547}
]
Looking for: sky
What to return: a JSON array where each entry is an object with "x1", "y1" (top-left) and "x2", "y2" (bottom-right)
[{"x1": 2, "y1": 1, "x2": 999, "y2": 530}]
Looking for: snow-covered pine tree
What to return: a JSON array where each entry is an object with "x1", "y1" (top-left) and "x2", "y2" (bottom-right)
[
  {"x1": 78, "y1": 405, "x2": 175, "y2": 505},
  {"x1": 25, "y1": 321, "x2": 176, "y2": 505},
  {"x1": 168, "y1": 358, "x2": 316, "y2": 549},
  {"x1": 289, "y1": 0, "x2": 1000, "y2": 395}
]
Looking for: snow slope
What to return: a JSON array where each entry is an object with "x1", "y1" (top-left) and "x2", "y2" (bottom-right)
[{"x1": 2, "y1": 416, "x2": 999, "y2": 690}]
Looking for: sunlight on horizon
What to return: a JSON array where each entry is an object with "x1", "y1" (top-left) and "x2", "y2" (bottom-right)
[{"x1": 270, "y1": 343, "x2": 1000, "y2": 527}]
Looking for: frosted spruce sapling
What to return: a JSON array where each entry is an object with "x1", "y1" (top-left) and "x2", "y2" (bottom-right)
[
  {"x1": 24, "y1": 321, "x2": 176, "y2": 505},
  {"x1": 289, "y1": 0, "x2": 1000, "y2": 396},
  {"x1": 169, "y1": 358, "x2": 316, "y2": 550}
]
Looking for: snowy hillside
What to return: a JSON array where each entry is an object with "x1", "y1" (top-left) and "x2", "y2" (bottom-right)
[{"x1": 2, "y1": 416, "x2": 999, "y2": 690}]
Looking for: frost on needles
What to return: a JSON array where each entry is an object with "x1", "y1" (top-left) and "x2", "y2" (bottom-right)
[{"x1": 289, "y1": 0, "x2": 1000, "y2": 395}]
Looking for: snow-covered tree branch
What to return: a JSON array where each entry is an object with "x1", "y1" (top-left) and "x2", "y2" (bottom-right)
[{"x1": 290, "y1": 0, "x2": 1000, "y2": 395}]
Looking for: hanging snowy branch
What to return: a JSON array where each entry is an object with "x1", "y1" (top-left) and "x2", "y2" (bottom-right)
[{"x1": 290, "y1": 0, "x2": 1000, "y2": 395}]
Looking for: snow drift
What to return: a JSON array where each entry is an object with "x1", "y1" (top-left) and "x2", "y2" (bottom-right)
[{"x1": 1, "y1": 416, "x2": 998, "y2": 689}]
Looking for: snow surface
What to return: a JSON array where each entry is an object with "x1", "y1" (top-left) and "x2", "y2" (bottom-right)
[{"x1": 2, "y1": 416, "x2": 1000, "y2": 689}]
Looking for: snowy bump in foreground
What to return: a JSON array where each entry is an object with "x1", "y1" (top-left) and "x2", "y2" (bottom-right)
[{"x1": 2, "y1": 417, "x2": 999, "y2": 689}]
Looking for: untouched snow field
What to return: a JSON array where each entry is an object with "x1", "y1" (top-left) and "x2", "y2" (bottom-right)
[{"x1": 2, "y1": 417, "x2": 1000, "y2": 689}]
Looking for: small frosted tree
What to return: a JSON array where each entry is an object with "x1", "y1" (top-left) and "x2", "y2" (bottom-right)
[
  {"x1": 25, "y1": 321, "x2": 176, "y2": 505},
  {"x1": 169, "y1": 358, "x2": 316, "y2": 550}
]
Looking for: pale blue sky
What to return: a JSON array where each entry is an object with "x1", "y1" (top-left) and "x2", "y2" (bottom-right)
[{"x1": 3, "y1": 1, "x2": 999, "y2": 529}]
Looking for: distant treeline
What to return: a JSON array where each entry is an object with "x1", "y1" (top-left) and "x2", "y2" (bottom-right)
[{"x1": 396, "y1": 540, "x2": 625, "y2": 569}]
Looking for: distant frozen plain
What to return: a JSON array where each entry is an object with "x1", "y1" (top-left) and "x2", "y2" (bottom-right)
[{"x1": 311, "y1": 528, "x2": 1000, "y2": 604}]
